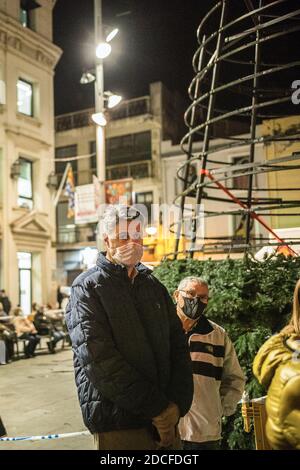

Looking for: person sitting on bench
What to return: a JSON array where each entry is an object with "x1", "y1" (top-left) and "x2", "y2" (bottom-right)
[{"x1": 12, "y1": 307, "x2": 40, "y2": 359}]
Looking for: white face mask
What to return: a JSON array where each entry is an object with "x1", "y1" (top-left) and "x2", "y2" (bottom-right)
[{"x1": 112, "y1": 242, "x2": 143, "y2": 267}]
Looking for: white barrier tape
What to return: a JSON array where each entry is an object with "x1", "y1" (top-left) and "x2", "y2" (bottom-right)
[{"x1": 0, "y1": 430, "x2": 90, "y2": 442}]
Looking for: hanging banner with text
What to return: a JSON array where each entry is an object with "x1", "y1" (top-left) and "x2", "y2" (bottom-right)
[{"x1": 74, "y1": 184, "x2": 98, "y2": 224}]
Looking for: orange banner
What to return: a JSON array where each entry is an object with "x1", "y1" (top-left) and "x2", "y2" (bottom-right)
[{"x1": 104, "y1": 178, "x2": 133, "y2": 205}]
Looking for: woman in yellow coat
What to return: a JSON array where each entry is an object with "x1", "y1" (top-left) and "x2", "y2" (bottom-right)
[{"x1": 253, "y1": 279, "x2": 300, "y2": 450}]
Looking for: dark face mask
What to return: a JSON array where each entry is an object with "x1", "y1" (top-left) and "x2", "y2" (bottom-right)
[{"x1": 182, "y1": 297, "x2": 207, "y2": 320}]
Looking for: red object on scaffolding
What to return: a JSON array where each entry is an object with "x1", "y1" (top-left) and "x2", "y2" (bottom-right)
[{"x1": 200, "y1": 169, "x2": 297, "y2": 257}]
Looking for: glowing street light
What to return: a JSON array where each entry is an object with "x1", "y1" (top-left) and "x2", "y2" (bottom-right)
[
  {"x1": 146, "y1": 226, "x2": 158, "y2": 236},
  {"x1": 91, "y1": 111, "x2": 107, "y2": 127},
  {"x1": 95, "y1": 42, "x2": 111, "y2": 59},
  {"x1": 79, "y1": 71, "x2": 96, "y2": 84},
  {"x1": 107, "y1": 93, "x2": 122, "y2": 109}
]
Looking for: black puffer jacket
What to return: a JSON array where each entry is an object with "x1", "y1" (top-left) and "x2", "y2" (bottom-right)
[{"x1": 65, "y1": 252, "x2": 193, "y2": 434}]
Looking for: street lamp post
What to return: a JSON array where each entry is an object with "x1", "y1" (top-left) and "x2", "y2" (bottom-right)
[
  {"x1": 92, "y1": 1, "x2": 121, "y2": 209},
  {"x1": 94, "y1": 0, "x2": 106, "y2": 209},
  {"x1": 91, "y1": 0, "x2": 122, "y2": 250}
]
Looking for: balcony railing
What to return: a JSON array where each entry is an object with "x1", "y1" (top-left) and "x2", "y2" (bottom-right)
[
  {"x1": 106, "y1": 160, "x2": 153, "y2": 180},
  {"x1": 55, "y1": 161, "x2": 153, "y2": 191},
  {"x1": 57, "y1": 225, "x2": 96, "y2": 245},
  {"x1": 110, "y1": 96, "x2": 150, "y2": 120},
  {"x1": 55, "y1": 96, "x2": 151, "y2": 132},
  {"x1": 55, "y1": 110, "x2": 93, "y2": 132}
]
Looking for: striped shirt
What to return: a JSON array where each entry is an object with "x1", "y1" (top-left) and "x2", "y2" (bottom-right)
[{"x1": 179, "y1": 315, "x2": 245, "y2": 443}]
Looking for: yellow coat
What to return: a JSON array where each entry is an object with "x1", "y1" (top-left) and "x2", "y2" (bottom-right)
[{"x1": 253, "y1": 333, "x2": 300, "y2": 450}]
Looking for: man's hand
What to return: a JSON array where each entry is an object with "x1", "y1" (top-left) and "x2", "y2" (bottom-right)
[
  {"x1": 153, "y1": 402, "x2": 180, "y2": 428},
  {"x1": 154, "y1": 425, "x2": 175, "y2": 448},
  {"x1": 152, "y1": 402, "x2": 180, "y2": 447}
]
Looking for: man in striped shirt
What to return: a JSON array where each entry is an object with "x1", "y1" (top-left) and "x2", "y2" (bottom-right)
[{"x1": 174, "y1": 277, "x2": 245, "y2": 450}]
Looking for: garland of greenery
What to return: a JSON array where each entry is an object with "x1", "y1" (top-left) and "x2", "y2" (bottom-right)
[{"x1": 153, "y1": 254, "x2": 300, "y2": 449}]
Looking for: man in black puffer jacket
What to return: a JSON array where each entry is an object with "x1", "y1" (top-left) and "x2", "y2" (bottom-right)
[{"x1": 65, "y1": 205, "x2": 193, "y2": 450}]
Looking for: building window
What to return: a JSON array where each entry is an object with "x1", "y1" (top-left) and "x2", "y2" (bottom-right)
[
  {"x1": 90, "y1": 141, "x2": 97, "y2": 181},
  {"x1": 174, "y1": 177, "x2": 184, "y2": 197},
  {"x1": 20, "y1": 7, "x2": 29, "y2": 27},
  {"x1": 17, "y1": 79, "x2": 33, "y2": 116},
  {"x1": 20, "y1": 0, "x2": 40, "y2": 29},
  {"x1": 18, "y1": 158, "x2": 33, "y2": 209},
  {"x1": 134, "y1": 132, "x2": 152, "y2": 161},
  {"x1": 57, "y1": 201, "x2": 76, "y2": 244},
  {"x1": 232, "y1": 156, "x2": 251, "y2": 190},
  {"x1": 106, "y1": 131, "x2": 151, "y2": 165},
  {"x1": 57, "y1": 201, "x2": 74, "y2": 226},
  {"x1": 55, "y1": 145, "x2": 78, "y2": 185},
  {"x1": 186, "y1": 164, "x2": 197, "y2": 186},
  {"x1": 232, "y1": 213, "x2": 255, "y2": 240},
  {"x1": 18, "y1": 252, "x2": 32, "y2": 316},
  {"x1": 136, "y1": 191, "x2": 153, "y2": 223},
  {"x1": 0, "y1": 63, "x2": 5, "y2": 106}
]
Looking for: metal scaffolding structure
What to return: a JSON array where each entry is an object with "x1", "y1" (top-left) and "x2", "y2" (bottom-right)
[{"x1": 172, "y1": 0, "x2": 300, "y2": 259}]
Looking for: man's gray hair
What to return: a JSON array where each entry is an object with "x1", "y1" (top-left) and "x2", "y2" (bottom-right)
[
  {"x1": 100, "y1": 204, "x2": 144, "y2": 237},
  {"x1": 178, "y1": 276, "x2": 208, "y2": 291}
]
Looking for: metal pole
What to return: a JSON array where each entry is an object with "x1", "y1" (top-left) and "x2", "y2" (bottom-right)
[
  {"x1": 202, "y1": 168, "x2": 297, "y2": 256},
  {"x1": 245, "y1": 1, "x2": 262, "y2": 247},
  {"x1": 173, "y1": 35, "x2": 206, "y2": 259},
  {"x1": 94, "y1": 0, "x2": 106, "y2": 208},
  {"x1": 189, "y1": 0, "x2": 227, "y2": 257}
]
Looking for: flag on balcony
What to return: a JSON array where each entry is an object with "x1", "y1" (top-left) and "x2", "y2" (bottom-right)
[{"x1": 65, "y1": 165, "x2": 75, "y2": 218}]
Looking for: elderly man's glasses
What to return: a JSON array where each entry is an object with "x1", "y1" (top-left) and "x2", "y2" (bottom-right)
[
  {"x1": 179, "y1": 290, "x2": 209, "y2": 302},
  {"x1": 118, "y1": 231, "x2": 143, "y2": 240}
]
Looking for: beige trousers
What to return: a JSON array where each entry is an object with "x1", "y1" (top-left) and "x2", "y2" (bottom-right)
[{"x1": 94, "y1": 427, "x2": 182, "y2": 451}]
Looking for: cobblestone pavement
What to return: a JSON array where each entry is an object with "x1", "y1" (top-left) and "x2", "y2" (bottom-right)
[{"x1": 0, "y1": 345, "x2": 94, "y2": 450}]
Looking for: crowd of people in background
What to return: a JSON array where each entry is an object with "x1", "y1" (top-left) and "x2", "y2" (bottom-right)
[{"x1": 0, "y1": 288, "x2": 70, "y2": 365}]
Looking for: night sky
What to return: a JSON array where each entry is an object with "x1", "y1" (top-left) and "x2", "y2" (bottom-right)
[
  {"x1": 53, "y1": 0, "x2": 300, "y2": 118},
  {"x1": 53, "y1": 0, "x2": 215, "y2": 115}
]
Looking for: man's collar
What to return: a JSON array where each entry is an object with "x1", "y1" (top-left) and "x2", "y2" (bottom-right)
[
  {"x1": 190, "y1": 314, "x2": 213, "y2": 335},
  {"x1": 96, "y1": 251, "x2": 152, "y2": 279},
  {"x1": 105, "y1": 252, "x2": 139, "y2": 281},
  {"x1": 176, "y1": 306, "x2": 199, "y2": 333}
]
